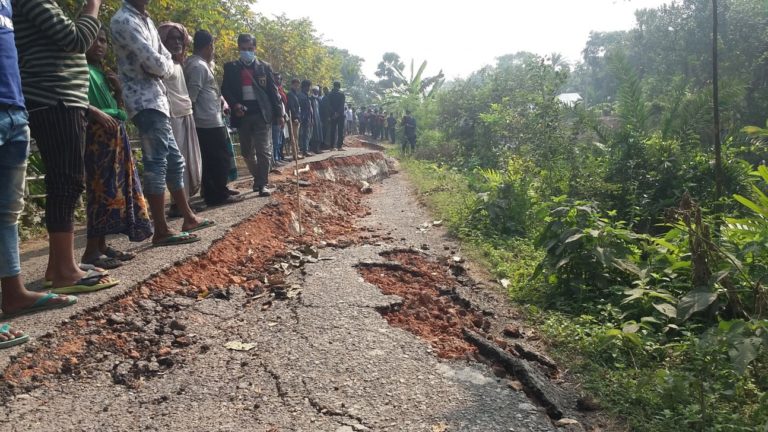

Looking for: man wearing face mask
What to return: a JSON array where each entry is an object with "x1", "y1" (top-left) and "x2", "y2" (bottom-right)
[{"x1": 221, "y1": 34, "x2": 283, "y2": 197}]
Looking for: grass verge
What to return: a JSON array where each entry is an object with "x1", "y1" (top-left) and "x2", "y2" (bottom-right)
[{"x1": 400, "y1": 158, "x2": 768, "y2": 432}]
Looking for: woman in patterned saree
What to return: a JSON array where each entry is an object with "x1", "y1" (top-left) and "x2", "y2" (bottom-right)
[{"x1": 81, "y1": 28, "x2": 153, "y2": 269}]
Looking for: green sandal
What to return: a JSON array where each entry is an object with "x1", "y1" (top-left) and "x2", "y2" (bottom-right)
[
  {"x1": 152, "y1": 232, "x2": 201, "y2": 247},
  {"x1": 1, "y1": 293, "x2": 77, "y2": 319},
  {"x1": 0, "y1": 323, "x2": 29, "y2": 350},
  {"x1": 183, "y1": 219, "x2": 215, "y2": 233}
]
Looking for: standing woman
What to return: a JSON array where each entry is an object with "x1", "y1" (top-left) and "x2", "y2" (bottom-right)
[{"x1": 81, "y1": 28, "x2": 153, "y2": 268}]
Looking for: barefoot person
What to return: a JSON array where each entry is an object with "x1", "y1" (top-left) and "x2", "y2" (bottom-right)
[
  {"x1": 81, "y1": 28, "x2": 153, "y2": 269},
  {"x1": 1, "y1": 0, "x2": 77, "y2": 349},
  {"x1": 13, "y1": 0, "x2": 118, "y2": 293},
  {"x1": 111, "y1": 0, "x2": 213, "y2": 246}
]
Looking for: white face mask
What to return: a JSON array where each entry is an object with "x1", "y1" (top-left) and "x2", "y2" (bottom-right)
[{"x1": 240, "y1": 50, "x2": 255, "y2": 64}]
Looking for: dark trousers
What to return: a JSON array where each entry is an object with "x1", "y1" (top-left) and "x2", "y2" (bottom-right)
[
  {"x1": 388, "y1": 127, "x2": 396, "y2": 143},
  {"x1": 321, "y1": 118, "x2": 331, "y2": 150},
  {"x1": 196, "y1": 127, "x2": 230, "y2": 206},
  {"x1": 238, "y1": 115, "x2": 272, "y2": 188},
  {"x1": 331, "y1": 116, "x2": 345, "y2": 149},
  {"x1": 403, "y1": 134, "x2": 416, "y2": 153},
  {"x1": 28, "y1": 102, "x2": 87, "y2": 233}
]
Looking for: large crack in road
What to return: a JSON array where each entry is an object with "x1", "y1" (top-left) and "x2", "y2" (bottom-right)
[{"x1": 0, "y1": 142, "x2": 604, "y2": 431}]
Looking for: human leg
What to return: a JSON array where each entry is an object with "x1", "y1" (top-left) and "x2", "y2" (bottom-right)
[
  {"x1": 29, "y1": 103, "x2": 91, "y2": 286},
  {"x1": 252, "y1": 117, "x2": 272, "y2": 191},
  {"x1": 0, "y1": 108, "x2": 78, "y2": 313},
  {"x1": 197, "y1": 127, "x2": 232, "y2": 206},
  {"x1": 238, "y1": 117, "x2": 260, "y2": 179}
]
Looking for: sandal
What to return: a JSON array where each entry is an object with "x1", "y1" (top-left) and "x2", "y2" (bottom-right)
[
  {"x1": 82, "y1": 255, "x2": 123, "y2": 270},
  {"x1": 43, "y1": 264, "x2": 109, "y2": 288},
  {"x1": 183, "y1": 219, "x2": 216, "y2": 233},
  {"x1": 0, "y1": 323, "x2": 29, "y2": 350},
  {"x1": 1, "y1": 292, "x2": 78, "y2": 319},
  {"x1": 50, "y1": 270, "x2": 120, "y2": 294},
  {"x1": 152, "y1": 232, "x2": 201, "y2": 247},
  {"x1": 104, "y1": 247, "x2": 136, "y2": 262}
]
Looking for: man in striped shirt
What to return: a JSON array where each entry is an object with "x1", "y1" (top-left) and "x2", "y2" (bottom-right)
[
  {"x1": 13, "y1": 0, "x2": 118, "y2": 292},
  {"x1": 1, "y1": 0, "x2": 79, "y2": 348}
]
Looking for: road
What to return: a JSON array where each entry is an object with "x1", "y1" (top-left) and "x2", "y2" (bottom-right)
[{"x1": 0, "y1": 141, "x2": 583, "y2": 431}]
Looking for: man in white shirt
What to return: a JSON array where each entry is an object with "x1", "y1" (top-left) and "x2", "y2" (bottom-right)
[{"x1": 345, "y1": 106, "x2": 355, "y2": 135}]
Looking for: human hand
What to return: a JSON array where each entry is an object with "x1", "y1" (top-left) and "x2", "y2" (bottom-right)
[
  {"x1": 82, "y1": 0, "x2": 103, "y2": 17},
  {"x1": 90, "y1": 108, "x2": 119, "y2": 135},
  {"x1": 105, "y1": 71, "x2": 121, "y2": 92}
]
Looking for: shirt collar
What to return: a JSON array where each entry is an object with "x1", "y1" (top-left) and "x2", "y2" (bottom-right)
[{"x1": 123, "y1": 1, "x2": 150, "y2": 19}]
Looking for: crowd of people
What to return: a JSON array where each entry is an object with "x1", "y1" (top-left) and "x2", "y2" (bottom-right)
[
  {"x1": 0, "y1": 0, "x2": 360, "y2": 349},
  {"x1": 347, "y1": 106, "x2": 418, "y2": 153}
]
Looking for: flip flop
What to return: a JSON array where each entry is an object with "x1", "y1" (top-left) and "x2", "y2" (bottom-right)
[
  {"x1": 0, "y1": 323, "x2": 29, "y2": 350},
  {"x1": 0, "y1": 292, "x2": 78, "y2": 319},
  {"x1": 183, "y1": 219, "x2": 215, "y2": 233},
  {"x1": 104, "y1": 247, "x2": 136, "y2": 261},
  {"x1": 50, "y1": 270, "x2": 120, "y2": 294},
  {"x1": 82, "y1": 255, "x2": 123, "y2": 270},
  {"x1": 152, "y1": 232, "x2": 201, "y2": 247},
  {"x1": 43, "y1": 264, "x2": 109, "y2": 288}
]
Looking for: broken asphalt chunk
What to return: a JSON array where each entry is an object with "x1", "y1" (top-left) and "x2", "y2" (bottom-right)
[{"x1": 224, "y1": 341, "x2": 257, "y2": 352}]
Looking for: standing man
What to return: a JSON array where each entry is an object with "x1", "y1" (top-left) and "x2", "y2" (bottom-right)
[
  {"x1": 327, "y1": 82, "x2": 346, "y2": 150},
  {"x1": 158, "y1": 22, "x2": 203, "y2": 217},
  {"x1": 357, "y1": 106, "x2": 367, "y2": 136},
  {"x1": 185, "y1": 30, "x2": 242, "y2": 207},
  {"x1": 297, "y1": 80, "x2": 312, "y2": 158},
  {"x1": 1, "y1": 0, "x2": 78, "y2": 345},
  {"x1": 387, "y1": 112, "x2": 397, "y2": 144},
  {"x1": 319, "y1": 86, "x2": 332, "y2": 151},
  {"x1": 345, "y1": 106, "x2": 355, "y2": 135},
  {"x1": 13, "y1": 0, "x2": 118, "y2": 291},
  {"x1": 286, "y1": 78, "x2": 301, "y2": 158},
  {"x1": 309, "y1": 86, "x2": 323, "y2": 154},
  {"x1": 273, "y1": 73, "x2": 288, "y2": 165},
  {"x1": 221, "y1": 33, "x2": 283, "y2": 197},
  {"x1": 112, "y1": 0, "x2": 212, "y2": 247},
  {"x1": 402, "y1": 110, "x2": 417, "y2": 154}
]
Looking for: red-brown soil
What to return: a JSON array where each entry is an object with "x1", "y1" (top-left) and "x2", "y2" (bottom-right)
[
  {"x1": 359, "y1": 251, "x2": 492, "y2": 360},
  {"x1": 2, "y1": 159, "x2": 378, "y2": 391}
]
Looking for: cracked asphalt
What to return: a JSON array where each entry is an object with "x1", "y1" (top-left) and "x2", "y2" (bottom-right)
[{"x1": 0, "y1": 146, "x2": 557, "y2": 431}]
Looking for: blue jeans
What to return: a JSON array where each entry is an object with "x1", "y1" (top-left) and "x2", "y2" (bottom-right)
[
  {"x1": 272, "y1": 124, "x2": 284, "y2": 161},
  {"x1": 0, "y1": 108, "x2": 30, "y2": 278},
  {"x1": 133, "y1": 109, "x2": 185, "y2": 195}
]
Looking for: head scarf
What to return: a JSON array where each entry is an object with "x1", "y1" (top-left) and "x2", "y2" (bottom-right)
[{"x1": 158, "y1": 22, "x2": 192, "y2": 57}]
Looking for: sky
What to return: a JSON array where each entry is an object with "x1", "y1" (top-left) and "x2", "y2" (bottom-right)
[{"x1": 252, "y1": 0, "x2": 671, "y2": 80}]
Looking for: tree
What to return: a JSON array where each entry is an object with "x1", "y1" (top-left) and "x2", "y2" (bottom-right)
[{"x1": 375, "y1": 52, "x2": 407, "y2": 89}]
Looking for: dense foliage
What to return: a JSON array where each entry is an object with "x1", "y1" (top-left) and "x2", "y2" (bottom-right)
[
  {"x1": 54, "y1": 0, "x2": 366, "y2": 95},
  {"x1": 399, "y1": 0, "x2": 768, "y2": 430}
]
